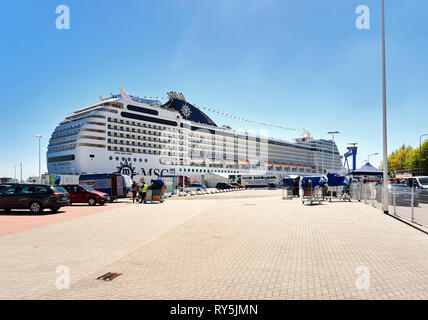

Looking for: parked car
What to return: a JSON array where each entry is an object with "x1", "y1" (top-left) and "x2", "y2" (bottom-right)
[
  {"x1": 379, "y1": 184, "x2": 420, "y2": 207},
  {"x1": 216, "y1": 182, "x2": 236, "y2": 190},
  {"x1": 230, "y1": 183, "x2": 246, "y2": 189},
  {"x1": 0, "y1": 185, "x2": 11, "y2": 192},
  {"x1": 402, "y1": 177, "x2": 428, "y2": 203},
  {"x1": 78, "y1": 174, "x2": 132, "y2": 201},
  {"x1": 180, "y1": 183, "x2": 207, "y2": 192},
  {"x1": 0, "y1": 184, "x2": 69, "y2": 214},
  {"x1": 60, "y1": 185, "x2": 110, "y2": 206}
]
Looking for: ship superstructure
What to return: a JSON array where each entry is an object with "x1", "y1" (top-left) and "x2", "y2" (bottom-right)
[{"x1": 47, "y1": 89, "x2": 343, "y2": 181}]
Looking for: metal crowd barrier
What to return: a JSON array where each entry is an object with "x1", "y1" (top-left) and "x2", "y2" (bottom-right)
[{"x1": 350, "y1": 182, "x2": 428, "y2": 227}]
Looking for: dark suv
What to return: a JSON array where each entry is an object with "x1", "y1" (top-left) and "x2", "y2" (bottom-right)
[{"x1": 0, "y1": 184, "x2": 69, "y2": 214}]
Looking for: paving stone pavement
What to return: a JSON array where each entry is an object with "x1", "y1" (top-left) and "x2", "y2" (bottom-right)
[
  {"x1": 0, "y1": 199, "x2": 219, "y2": 299},
  {"x1": 21, "y1": 190, "x2": 427, "y2": 300}
]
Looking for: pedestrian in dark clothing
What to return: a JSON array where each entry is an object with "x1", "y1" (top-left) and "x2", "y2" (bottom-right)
[{"x1": 132, "y1": 181, "x2": 138, "y2": 203}]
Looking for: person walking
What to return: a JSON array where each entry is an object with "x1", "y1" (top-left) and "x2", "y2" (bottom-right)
[
  {"x1": 140, "y1": 182, "x2": 149, "y2": 203},
  {"x1": 131, "y1": 181, "x2": 138, "y2": 203}
]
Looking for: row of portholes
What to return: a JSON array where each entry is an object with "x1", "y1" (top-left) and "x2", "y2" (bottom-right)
[
  {"x1": 179, "y1": 168, "x2": 239, "y2": 174},
  {"x1": 109, "y1": 156, "x2": 148, "y2": 163}
]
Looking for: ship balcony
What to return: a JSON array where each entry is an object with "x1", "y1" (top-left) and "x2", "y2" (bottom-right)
[
  {"x1": 65, "y1": 114, "x2": 106, "y2": 125},
  {"x1": 81, "y1": 122, "x2": 107, "y2": 131},
  {"x1": 67, "y1": 109, "x2": 109, "y2": 121},
  {"x1": 48, "y1": 139, "x2": 77, "y2": 148},
  {"x1": 75, "y1": 137, "x2": 106, "y2": 146},
  {"x1": 49, "y1": 131, "x2": 80, "y2": 143},
  {"x1": 78, "y1": 130, "x2": 106, "y2": 139}
]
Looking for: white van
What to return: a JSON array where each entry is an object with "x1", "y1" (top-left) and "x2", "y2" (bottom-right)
[
  {"x1": 402, "y1": 176, "x2": 428, "y2": 203},
  {"x1": 403, "y1": 176, "x2": 428, "y2": 189}
]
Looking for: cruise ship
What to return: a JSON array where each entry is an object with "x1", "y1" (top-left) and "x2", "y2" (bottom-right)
[{"x1": 47, "y1": 89, "x2": 343, "y2": 182}]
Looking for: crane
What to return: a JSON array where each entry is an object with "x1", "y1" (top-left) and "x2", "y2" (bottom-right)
[{"x1": 343, "y1": 143, "x2": 358, "y2": 174}]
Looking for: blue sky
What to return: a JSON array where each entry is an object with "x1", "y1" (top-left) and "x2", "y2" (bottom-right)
[{"x1": 1, "y1": 0, "x2": 427, "y2": 179}]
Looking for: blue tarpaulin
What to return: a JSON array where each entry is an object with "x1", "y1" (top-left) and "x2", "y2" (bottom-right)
[
  {"x1": 327, "y1": 173, "x2": 350, "y2": 187},
  {"x1": 301, "y1": 176, "x2": 327, "y2": 189},
  {"x1": 283, "y1": 177, "x2": 299, "y2": 187}
]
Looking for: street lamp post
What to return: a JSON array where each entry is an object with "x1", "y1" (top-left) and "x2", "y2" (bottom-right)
[
  {"x1": 327, "y1": 131, "x2": 340, "y2": 173},
  {"x1": 35, "y1": 134, "x2": 45, "y2": 184},
  {"x1": 419, "y1": 134, "x2": 428, "y2": 171},
  {"x1": 381, "y1": 0, "x2": 389, "y2": 213},
  {"x1": 13, "y1": 165, "x2": 19, "y2": 181},
  {"x1": 367, "y1": 152, "x2": 379, "y2": 164},
  {"x1": 321, "y1": 141, "x2": 324, "y2": 174}
]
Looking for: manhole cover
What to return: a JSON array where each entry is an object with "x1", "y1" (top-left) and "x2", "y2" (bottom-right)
[{"x1": 97, "y1": 272, "x2": 122, "y2": 281}]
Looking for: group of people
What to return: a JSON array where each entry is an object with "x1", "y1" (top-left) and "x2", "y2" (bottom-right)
[{"x1": 131, "y1": 181, "x2": 149, "y2": 204}]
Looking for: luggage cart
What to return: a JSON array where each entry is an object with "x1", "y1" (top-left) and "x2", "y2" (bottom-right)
[
  {"x1": 301, "y1": 176, "x2": 326, "y2": 205},
  {"x1": 145, "y1": 179, "x2": 165, "y2": 204},
  {"x1": 283, "y1": 177, "x2": 300, "y2": 199},
  {"x1": 326, "y1": 173, "x2": 351, "y2": 202},
  {"x1": 282, "y1": 178, "x2": 294, "y2": 200},
  {"x1": 282, "y1": 187, "x2": 293, "y2": 200}
]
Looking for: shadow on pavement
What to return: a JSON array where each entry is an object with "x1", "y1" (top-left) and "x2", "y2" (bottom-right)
[{"x1": 0, "y1": 210, "x2": 65, "y2": 216}]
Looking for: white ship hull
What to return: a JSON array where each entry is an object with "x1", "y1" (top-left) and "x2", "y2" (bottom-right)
[{"x1": 47, "y1": 89, "x2": 344, "y2": 183}]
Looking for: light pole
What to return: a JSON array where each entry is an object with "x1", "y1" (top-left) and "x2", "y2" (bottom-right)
[
  {"x1": 20, "y1": 162, "x2": 23, "y2": 183},
  {"x1": 419, "y1": 134, "x2": 428, "y2": 171},
  {"x1": 35, "y1": 134, "x2": 45, "y2": 184},
  {"x1": 381, "y1": 0, "x2": 389, "y2": 213},
  {"x1": 327, "y1": 131, "x2": 339, "y2": 173},
  {"x1": 13, "y1": 165, "x2": 19, "y2": 181},
  {"x1": 321, "y1": 141, "x2": 324, "y2": 174},
  {"x1": 367, "y1": 152, "x2": 379, "y2": 164}
]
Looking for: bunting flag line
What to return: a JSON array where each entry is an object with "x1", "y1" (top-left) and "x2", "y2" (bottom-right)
[{"x1": 194, "y1": 105, "x2": 303, "y2": 132}]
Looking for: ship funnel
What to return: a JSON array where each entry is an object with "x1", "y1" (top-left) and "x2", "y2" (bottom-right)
[
  {"x1": 167, "y1": 92, "x2": 175, "y2": 100},
  {"x1": 167, "y1": 91, "x2": 186, "y2": 101}
]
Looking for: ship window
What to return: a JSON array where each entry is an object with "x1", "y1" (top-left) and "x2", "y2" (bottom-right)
[
  {"x1": 109, "y1": 156, "x2": 113, "y2": 160},
  {"x1": 145, "y1": 159, "x2": 148, "y2": 163}
]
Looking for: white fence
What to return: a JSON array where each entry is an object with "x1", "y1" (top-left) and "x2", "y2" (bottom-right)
[{"x1": 350, "y1": 182, "x2": 428, "y2": 228}]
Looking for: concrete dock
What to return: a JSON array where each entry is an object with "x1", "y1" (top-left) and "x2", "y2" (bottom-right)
[{"x1": 0, "y1": 189, "x2": 427, "y2": 300}]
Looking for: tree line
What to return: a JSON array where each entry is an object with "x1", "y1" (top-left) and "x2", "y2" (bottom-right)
[{"x1": 386, "y1": 140, "x2": 428, "y2": 176}]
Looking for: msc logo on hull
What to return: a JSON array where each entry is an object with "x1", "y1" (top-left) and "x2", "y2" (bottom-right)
[
  {"x1": 141, "y1": 168, "x2": 172, "y2": 177},
  {"x1": 115, "y1": 159, "x2": 137, "y2": 178},
  {"x1": 114, "y1": 159, "x2": 174, "y2": 178}
]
